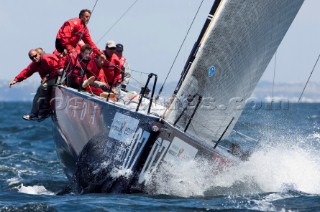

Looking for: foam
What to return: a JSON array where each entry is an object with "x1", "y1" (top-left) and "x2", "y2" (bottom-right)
[
  {"x1": 7, "y1": 178, "x2": 20, "y2": 186},
  {"x1": 17, "y1": 184, "x2": 54, "y2": 195},
  {"x1": 144, "y1": 135, "x2": 320, "y2": 197}
]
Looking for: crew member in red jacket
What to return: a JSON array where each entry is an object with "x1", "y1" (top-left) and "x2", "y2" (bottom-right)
[
  {"x1": 100, "y1": 40, "x2": 121, "y2": 88},
  {"x1": 59, "y1": 44, "x2": 100, "y2": 89},
  {"x1": 82, "y1": 54, "x2": 112, "y2": 96},
  {"x1": 115, "y1": 43, "x2": 131, "y2": 91},
  {"x1": 55, "y1": 9, "x2": 105, "y2": 59},
  {"x1": 9, "y1": 49, "x2": 59, "y2": 121}
]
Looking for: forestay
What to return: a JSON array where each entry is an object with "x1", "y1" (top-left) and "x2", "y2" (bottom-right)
[{"x1": 165, "y1": 0, "x2": 304, "y2": 146}]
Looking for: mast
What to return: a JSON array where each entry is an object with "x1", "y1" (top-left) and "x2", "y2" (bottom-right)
[{"x1": 174, "y1": 0, "x2": 222, "y2": 95}]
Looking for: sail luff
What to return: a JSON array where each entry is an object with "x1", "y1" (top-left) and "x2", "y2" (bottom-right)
[
  {"x1": 174, "y1": 0, "x2": 223, "y2": 95},
  {"x1": 165, "y1": 0, "x2": 304, "y2": 147}
]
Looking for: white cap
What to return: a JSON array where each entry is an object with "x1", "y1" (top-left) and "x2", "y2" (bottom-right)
[{"x1": 106, "y1": 40, "x2": 116, "y2": 49}]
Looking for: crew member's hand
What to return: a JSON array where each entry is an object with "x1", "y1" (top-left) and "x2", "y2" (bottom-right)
[
  {"x1": 68, "y1": 49, "x2": 77, "y2": 57},
  {"x1": 8, "y1": 80, "x2": 17, "y2": 88},
  {"x1": 42, "y1": 77, "x2": 48, "y2": 84},
  {"x1": 100, "y1": 53, "x2": 106, "y2": 61},
  {"x1": 58, "y1": 69, "x2": 64, "y2": 76}
]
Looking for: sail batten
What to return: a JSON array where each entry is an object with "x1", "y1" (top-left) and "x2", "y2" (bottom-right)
[{"x1": 165, "y1": 0, "x2": 304, "y2": 146}]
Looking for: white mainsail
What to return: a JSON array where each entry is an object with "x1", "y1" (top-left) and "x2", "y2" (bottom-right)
[{"x1": 165, "y1": 0, "x2": 304, "y2": 146}]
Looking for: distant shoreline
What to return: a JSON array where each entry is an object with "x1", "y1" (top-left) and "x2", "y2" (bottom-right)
[{"x1": 1, "y1": 79, "x2": 319, "y2": 102}]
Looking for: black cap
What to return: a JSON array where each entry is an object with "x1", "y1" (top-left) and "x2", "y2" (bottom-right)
[{"x1": 116, "y1": 43, "x2": 123, "y2": 52}]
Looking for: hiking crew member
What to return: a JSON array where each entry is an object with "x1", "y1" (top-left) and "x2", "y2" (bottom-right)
[
  {"x1": 55, "y1": 9, "x2": 105, "y2": 59},
  {"x1": 9, "y1": 49, "x2": 59, "y2": 121}
]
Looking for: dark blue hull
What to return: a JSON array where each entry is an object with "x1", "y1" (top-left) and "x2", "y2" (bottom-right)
[{"x1": 51, "y1": 85, "x2": 238, "y2": 193}]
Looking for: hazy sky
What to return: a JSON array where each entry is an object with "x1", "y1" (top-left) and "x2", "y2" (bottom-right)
[{"x1": 2, "y1": 0, "x2": 320, "y2": 91}]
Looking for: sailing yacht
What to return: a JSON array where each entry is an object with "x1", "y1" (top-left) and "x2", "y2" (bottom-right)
[{"x1": 51, "y1": 0, "x2": 304, "y2": 193}]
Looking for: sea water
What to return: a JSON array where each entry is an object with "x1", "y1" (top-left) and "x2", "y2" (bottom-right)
[{"x1": 0, "y1": 101, "x2": 320, "y2": 211}]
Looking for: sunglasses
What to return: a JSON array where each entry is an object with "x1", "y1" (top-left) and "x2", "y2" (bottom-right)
[{"x1": 29, "y1": 54, "x2": 38, "y2": 60}]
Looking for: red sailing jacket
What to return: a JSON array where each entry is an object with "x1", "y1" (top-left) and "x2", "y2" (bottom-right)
[
  {"x1": 56, "y1": 18, "x2": 101, "y2": 55},
  {"x1": 85, "y1": 55, "x2": 102, "y2": 79},
  {"x1": 118, "y1": 56, "x2": 126, "y2": 70},
  {"x1": 60, "y1": 53, "x2": 102, "y2": 85},
  {"x1": 99, "y1": 53, "x2": 122, "y2": 86},
  {"x1": 14, "y1": 54, "x2": 59, "y2": 82},
  {"x1": 118, "y1": 55, "x2": 126, "y2": 82},
  {"x1": 61, "y1": 53, "x2": 87, "y2": 85}
]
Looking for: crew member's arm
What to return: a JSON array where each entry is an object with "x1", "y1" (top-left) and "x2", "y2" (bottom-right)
[
  {"x1": 82, "y1": 28, "x2": 105, "y2": 60},
  {"x1": 9, "y1": 63, "x2": 35, "y2": 87}
]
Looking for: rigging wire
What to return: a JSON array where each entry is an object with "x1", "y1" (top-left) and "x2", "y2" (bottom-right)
[
  {"x1": 128, "y1": 68, "x2": 150, "y2": 75},
  {"x1": 271, "y1": 52, "x2": 277, "y2": 99},
  {"x1": 97, "y1": 0, "x2": 139, "y2": 44},
  {"x1": 155, "y1": 0, "x2": 205, "y2": 100},
  {"x1": 298, "y1": 53, "x2": 320, "y2": 102},
  {"x1": 91, "y1": 0, "x2": 99, "y2": 14},
  {"x1": 126, "y1": 68, "x2": 151, "y2": 87},
  {"x1": 129, "y1": 76, "x2": 145, "y2": 87}
]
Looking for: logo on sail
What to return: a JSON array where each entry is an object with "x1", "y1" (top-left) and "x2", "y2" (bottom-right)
[{"x1": 208, "y1": 66, "x2": 215, "y2": 77}]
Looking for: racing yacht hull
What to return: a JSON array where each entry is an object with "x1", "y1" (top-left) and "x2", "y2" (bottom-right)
[{"x1": 51, "y1": 85, "x2": 237, "y2": 193}]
